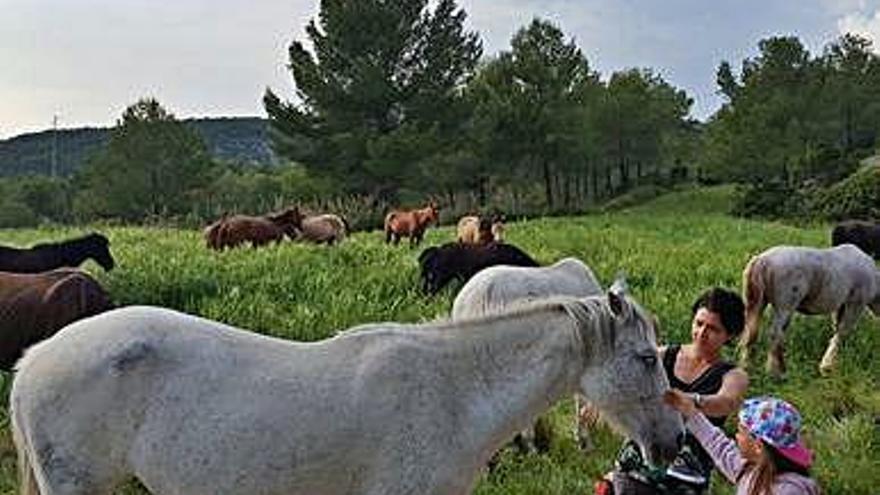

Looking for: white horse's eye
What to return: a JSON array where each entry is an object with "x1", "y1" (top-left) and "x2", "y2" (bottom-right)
[{"x1": 639, "y1": 354, "x2": 657, "y2": 368}]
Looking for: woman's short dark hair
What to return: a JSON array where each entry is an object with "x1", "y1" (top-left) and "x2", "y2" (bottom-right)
[{"x1": 691, "y1": 287, "x2": 745, "y2": 339}]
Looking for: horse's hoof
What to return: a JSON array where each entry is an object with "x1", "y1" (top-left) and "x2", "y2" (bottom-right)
[{"x1": 819, "y1": 365, "x2": 835, "y2": 377}]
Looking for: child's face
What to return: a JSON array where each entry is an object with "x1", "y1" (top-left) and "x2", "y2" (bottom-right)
[{"x1": 735, "y1": 423, "x2": 764, "y2": 463}]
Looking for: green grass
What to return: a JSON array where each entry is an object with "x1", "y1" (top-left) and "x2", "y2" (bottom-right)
[{"x1": 0, "y1": 185, "x2": 877, "y2": 494}]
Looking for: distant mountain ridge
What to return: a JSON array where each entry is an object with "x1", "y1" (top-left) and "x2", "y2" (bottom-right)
[{"x1": 0, "y1": 117, "x2": 276, "y2": 177}]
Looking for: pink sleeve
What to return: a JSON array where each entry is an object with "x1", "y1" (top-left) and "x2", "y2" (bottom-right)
[{"x1": 686, "y1": 413, "x2": 746, "y2": 483}]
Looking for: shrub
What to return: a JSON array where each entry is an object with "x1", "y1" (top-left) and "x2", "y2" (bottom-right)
[
  {"x1": 0, "y1": 199, "x2": 39, "y2": 228},
  {"x1": 808, "y1": 164, "x2": 880, "y2": 220},
  {"x1": 730, "y1": 180, "x2": 807, "y2": 219}
]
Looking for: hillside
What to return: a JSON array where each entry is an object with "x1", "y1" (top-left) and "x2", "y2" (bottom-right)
[
  {"x1": 0, "y1": 186, "x2": 876, "y2": 494},
  {"x1": 0, "y1": 116, "x2": 276, "y2": 177}
]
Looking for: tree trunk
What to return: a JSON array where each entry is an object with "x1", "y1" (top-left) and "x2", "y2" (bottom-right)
[
  {"x1": 591, "y1": 163, "x2": 599, "y2": 201},
  {"x1": 542, "y1": 159, "x2": 554, "y2": 210},
  {"x1": 477, "y1": 175, "x2": 488, "y2": 207}
]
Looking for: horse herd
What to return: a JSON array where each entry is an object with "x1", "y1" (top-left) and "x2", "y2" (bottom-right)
[{"x1": 0, "y1": 214, "x2": 879, "y2": 494}]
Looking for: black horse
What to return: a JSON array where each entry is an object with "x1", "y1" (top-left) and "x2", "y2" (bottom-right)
[
  {"x1": 419, "y1": 242, "x2": 539, "y2": 295},
  {"x1": 831, "y1": 220, "x2": 880, "y2": 259},
  {"x1": 0, "y1": 233, "x2": 115, "y2": 273}
]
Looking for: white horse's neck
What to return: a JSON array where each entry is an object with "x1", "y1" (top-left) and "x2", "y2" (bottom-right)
[{"x1": 436, "y1": 301, "x2": 606, "y2": 457}]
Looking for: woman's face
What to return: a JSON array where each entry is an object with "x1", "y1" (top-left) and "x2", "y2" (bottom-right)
[{"x1": 691, "y1": 307, "x2": 730, "y2": 353}]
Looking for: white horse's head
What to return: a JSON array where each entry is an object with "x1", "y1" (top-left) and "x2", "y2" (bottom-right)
[{"x1": 573, "y1": 277, "x2": 683, "y2": 466}]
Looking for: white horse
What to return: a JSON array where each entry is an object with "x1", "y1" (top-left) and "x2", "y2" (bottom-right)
[
  {"x1": 11, "y1": 289, "x2": 681, "y2": 495},
  {"x1": 452, "y1": 257, "x2": 604, "y2": 452},
  {"x1": 739, "y1": 243, "x2": 880, "y2": 377}
]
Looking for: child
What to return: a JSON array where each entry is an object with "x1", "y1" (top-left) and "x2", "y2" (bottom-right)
[{"x1": 664, "y1": 391, "x2": 820, "y2": 495}]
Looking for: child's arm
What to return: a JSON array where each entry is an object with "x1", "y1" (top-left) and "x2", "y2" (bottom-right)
[{"x1": 686, "y1": 413, "x2": 746, "y2": 483}]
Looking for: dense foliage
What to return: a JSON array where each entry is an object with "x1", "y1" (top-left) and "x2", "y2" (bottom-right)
[
  {"x1": 0, "y1": 187, "x2": 877, "y2": 494},
  {"x1": 702, "y1": 34, "x2": 880, "y2": 216},
  {"x1": 264, "y1": 0, "x2": 482, "y2": 201},
  {"x1": 809, "y1": 163, "x2": 880, "y2": 220},
  {"x1": 74, "y1": 99, "x2": 215, "y2": 221}
]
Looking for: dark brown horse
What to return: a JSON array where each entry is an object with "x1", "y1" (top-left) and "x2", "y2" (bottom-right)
[
  {"x1": 384, "y1": 202, "x2": 439, "y2": 247},
  {"x1": 205, "y1": 208, "x2": 302, "y2": 250},
  {"x1": 0, "y1": 268, "x2": 113, "y2": 371},
  {"x1": 0, "y1": 233, "x2": 114, "y2": 273}
]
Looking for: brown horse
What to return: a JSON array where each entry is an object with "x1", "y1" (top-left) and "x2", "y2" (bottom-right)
[
  {"x1": 0, "y1": 268, "x2": 113, "y2": 371},
  {"x1": 205, "y1": 208, "x2": 302, "y2": 250},
  {"x1": 384, "y1": 202, "x2": 439, "y2": 247}
]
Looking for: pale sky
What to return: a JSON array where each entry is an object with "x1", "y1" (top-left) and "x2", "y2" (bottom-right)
[{"x1": 3, "y1": 0, "x2": 880, "y2": 139}]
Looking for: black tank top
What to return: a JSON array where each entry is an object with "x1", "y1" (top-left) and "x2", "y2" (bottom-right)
[
  {"x1": 663, "y1": 344, "x2": 736, "y2": 483},
  {"x1": 663, "y1": 344, "x2": 735, "y2": 427}
]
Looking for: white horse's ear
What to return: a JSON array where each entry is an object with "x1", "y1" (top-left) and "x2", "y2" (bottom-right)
[
  {"x1": 609, "y1": 272, "x2": 629, "y2": 295},
  {"x1": 608, "y1": 272, "x2": 630, "y2": 318}
]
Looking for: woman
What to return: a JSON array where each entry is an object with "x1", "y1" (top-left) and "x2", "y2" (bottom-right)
[
  {"x1": 664, "y1": 393, "x2": 820, "y2": 494},
  {"x1": 606, "y1": 287, "x2": 749, "y2": 494}
]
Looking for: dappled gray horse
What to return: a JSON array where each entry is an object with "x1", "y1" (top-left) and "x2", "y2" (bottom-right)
[
  {"x1": 740, "y1": 244, "x2": 880, "y2": 377},
  {"x1": 11, "y1": 289, "x2": 681, "y2": 495},
  {"x1": 452, "y1": 257, "x2": 604, "y2": 452}
]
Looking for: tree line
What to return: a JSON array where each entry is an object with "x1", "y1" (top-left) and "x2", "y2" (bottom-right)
[{"x1": 3, "y1": 0, "x2": 879, "y2": 228}]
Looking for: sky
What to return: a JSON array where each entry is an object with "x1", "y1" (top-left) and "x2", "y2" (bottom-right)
[{"x1": 3, "y1": 0, "x2": 880, "y2": 139}]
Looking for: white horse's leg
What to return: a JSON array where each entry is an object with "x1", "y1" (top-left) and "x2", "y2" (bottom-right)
[
  {"x1": 820, "y1": 304, "x2": 865, "y2": 374},
  {"x1": 766, "y1": 308, "x2": 793, "y2": 378},
  {"x1": 29, "y1": 449, "x2": 120, "y2": 495}
]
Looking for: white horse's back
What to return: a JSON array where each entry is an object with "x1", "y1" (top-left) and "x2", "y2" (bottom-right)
[
  {"x1": 452, "y1": 257, "x2": 602, "y2": 320},
  {"x1": 753, "y1": 244, "x2": 877, "y2": 312}
]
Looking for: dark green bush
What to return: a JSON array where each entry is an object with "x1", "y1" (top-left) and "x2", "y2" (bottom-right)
[
  {"x1": 0, "y1": 199, "x2": 39, "y2": 228},
  {"x1": 730, "y1": 180, "x2": 807, "y2": 218},
  {"x1": 808, "y1": 164, "x2": 880, "y2": 220}
]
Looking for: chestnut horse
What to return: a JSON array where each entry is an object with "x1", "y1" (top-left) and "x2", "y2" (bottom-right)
[
  {"x1": 384, "y1": 202, "x2": 439, "y2": 247},
  {"x1": 204, "y1": 208, "x2": 302, "y2": 250},
  {"x1": 0, "y1": 268, "x2": 113, "y2": 371}
]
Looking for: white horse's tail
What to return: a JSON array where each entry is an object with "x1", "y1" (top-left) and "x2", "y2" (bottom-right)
[
  {"x1": 739, "y1": 255, "x2": 767, "y2": 361},
  {"x1": 11, "y1": 398, "x2": 40, "y2": 495}
]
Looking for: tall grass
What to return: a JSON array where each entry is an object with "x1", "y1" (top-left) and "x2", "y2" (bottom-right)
[{"x1": 0, "y1": 185, "x2": 876, "y2": 494}]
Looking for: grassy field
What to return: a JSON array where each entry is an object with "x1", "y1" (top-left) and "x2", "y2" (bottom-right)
[{"x1": 0, "y1": 185, "x2": 878, "y2": 494}]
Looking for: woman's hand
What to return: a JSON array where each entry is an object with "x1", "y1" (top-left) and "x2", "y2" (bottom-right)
[{"x1": 663, "y1": 389, "x2": 698, "y2": 418}]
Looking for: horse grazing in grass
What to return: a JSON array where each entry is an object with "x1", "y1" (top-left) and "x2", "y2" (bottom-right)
[
  {"x1": 205, "y1": 208, "x2": 300, "y2": 250},
  {"x1": 0, "y1": 269, "x2": 113, "y2": 371},
  {"x1": 290, "y1": 207, "x2": 349, "y2": 245},
  {"x1": 419, "y1": 242, "x2": 539, "y2": 295},
  {"x1": 457, "y1": 214, "x2": 505, "y2": 245},
  {"x1": 452, "y1": 258, "x2": 604, "y2": 452},
  {"x1": 11, "y1": 289, "x2": 681, "y2": 495},
  {"x1": 832, "y1": 220, "x2": 880, "y2": 259},
  {"x1": 739, "y1": 244, "x2": 880, "y2": 377},
  {"x1": 0, "y1": 233, "x2": 114, "y2": 273},
  {"x1": 384, "y1": 202, "x2": 439, "y2": 247}
]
